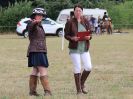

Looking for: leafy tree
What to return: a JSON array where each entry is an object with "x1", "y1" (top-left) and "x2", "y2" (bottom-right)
[
  {"x1": 32, "y1": 0, "x2": 72, "y2": 20},
  {"x1": 0, "y1": 1, "x2": 32, "y2": 32},
  {"x1": 0, "y1": 0, "x2": 133, "y2": 33}
]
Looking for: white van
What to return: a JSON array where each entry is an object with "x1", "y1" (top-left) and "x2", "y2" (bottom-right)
[{"x1": 56, "y1": 8, "x2": 108, "y2": 24}]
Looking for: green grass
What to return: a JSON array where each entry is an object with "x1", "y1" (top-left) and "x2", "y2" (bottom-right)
[{"x1": 0, "y1": 32, "x2": 133, "y2": 99}]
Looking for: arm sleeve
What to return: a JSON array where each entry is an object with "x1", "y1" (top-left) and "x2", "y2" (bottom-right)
[
  {"x1": 64, "y1": 20, "x2": 73, "y2": 41},
  {"x1": 27, "y1": 20, "x2": 38, "y2": 33}
]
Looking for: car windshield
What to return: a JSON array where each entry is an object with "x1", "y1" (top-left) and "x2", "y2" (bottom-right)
[{"x1": 59, "y1": 14, "x2": 69, "y2": 22}]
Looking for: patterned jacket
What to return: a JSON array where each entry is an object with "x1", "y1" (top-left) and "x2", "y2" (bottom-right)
[{"x1": 27, "y1": 20, "x2": 47, "y2": 57}]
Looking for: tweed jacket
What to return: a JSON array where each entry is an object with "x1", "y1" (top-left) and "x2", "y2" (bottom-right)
[{"x1": 27, "y1": 20, "x2": 47, "y2": 57}]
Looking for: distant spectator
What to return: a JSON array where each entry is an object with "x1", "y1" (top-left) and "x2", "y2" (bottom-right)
[
  {"x1": 102, "y1": 12, "x2": 108, "y2": 21},
  {"x1": 94, "y1": 18, "x2": 98, "y2": 34},
  {"x1": 90, "y1": 15, "x2": 96, "y2": 32},
  {"x1": 90, "y1": 15, "x2": 95, "y2": 25},
  {"x1": 70, "y1": 11, "x2": 74, "y2": 19},
  {"x1": 97, "y1": 16, "x2": 102, "y2": 34}
]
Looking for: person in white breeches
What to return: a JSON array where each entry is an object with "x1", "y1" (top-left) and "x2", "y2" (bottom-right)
[
  {"x1": 64, "y1": 4, "x2": 93, "y2": 94},
  {"x1": 70, "y1": 52, "x2": 92, "y2": 73}
]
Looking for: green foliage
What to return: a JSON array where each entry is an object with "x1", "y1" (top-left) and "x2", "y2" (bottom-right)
[
  {"x1": 0, "y1": 1, "x2": 32, "y2": 32},
  {"x1": 32, "y1": 0, "x2": 72, "y2": 20},
  {"x1": 0, "y1": 1, "x2": 32, "y2": 26},
  {"x1": 108, "y1": 1, "x2": 133, "y2": 29},
  {"x1": 47, "y1": 0, "x2": 72, "y2": 20},
  {"x1": 0, "y1": 0, "x2": 133, "y2": 33}
]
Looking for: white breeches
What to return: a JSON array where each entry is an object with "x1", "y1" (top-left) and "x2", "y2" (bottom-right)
[{"x1": 70, "y1": 52, "x2": 92, "y2": 73}]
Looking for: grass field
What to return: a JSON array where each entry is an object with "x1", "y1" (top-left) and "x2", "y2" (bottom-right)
[{"x1": 0, "y1": 32, "x2": 133, "y2": 99}]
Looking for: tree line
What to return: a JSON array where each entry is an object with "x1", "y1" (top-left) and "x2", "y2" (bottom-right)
[{"x1": 0, "y1": 0, "x2": 132, "y2": 33}]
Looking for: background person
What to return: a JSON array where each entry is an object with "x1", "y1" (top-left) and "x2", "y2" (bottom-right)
[
  {"x1": 90, "y1": 15, "x2": 96, "y2": 32},
  {"x1": 94, "y1": 18, "x2": 98, "y2": 34},
  {"x1": 102, "y1": 12, "x2": 108, "y2": 21},
  {"x1": 27, "y1": 7, "x2": 52, "y2": 96},
  {"x1": 64, "y1": 4, "x2": 92, "y2": 94},
  {"x1": 97, "y1": 16, "x2": 102, "y2": 34}
]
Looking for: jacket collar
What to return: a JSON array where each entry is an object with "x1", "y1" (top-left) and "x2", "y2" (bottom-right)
[{"x1": 72, "y1": 16, "x2": 88, "y2": 30}]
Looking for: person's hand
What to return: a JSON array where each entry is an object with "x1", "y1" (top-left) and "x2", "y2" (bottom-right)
[
  {"x1": 71, "y1": 36, "x2": 80, "y2": 41},
  {"x1": 84, "y1": 36, "x2": 91, "y2": 40},
  {"x1": 32, "y1": 19, "x2": 41, "y2": 24}
]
